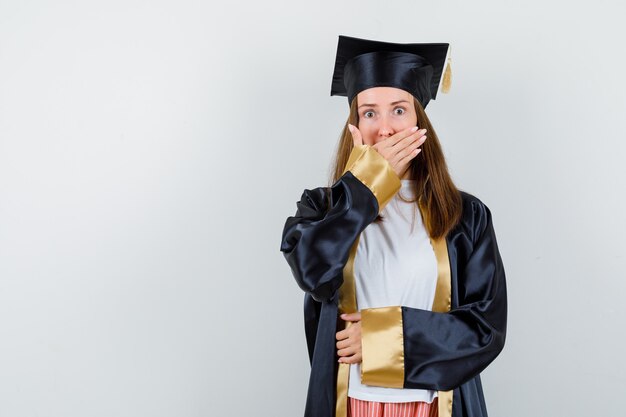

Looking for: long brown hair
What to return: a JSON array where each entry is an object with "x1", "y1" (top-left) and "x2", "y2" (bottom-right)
[{"x1": 328, "y1": 96, "x2": 462, "y2": 239}]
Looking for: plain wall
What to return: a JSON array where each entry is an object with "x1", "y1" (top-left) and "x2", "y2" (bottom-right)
[{"x1": 1, "y1": 0, "x2": 625, "y2": 416}]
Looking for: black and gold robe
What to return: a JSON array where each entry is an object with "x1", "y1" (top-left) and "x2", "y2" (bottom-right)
[{"x1": 280, "y1": 145, "x2": 507, "y2": 417}]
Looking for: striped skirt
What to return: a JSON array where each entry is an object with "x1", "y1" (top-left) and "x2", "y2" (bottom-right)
[{"x1": 348, "y1": 396, "x2": 438, "y2": 417}]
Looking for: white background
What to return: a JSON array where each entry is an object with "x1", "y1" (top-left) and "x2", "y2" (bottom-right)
[{"x1": 1, "y1": 1, "x2": 625, "y2": 416}]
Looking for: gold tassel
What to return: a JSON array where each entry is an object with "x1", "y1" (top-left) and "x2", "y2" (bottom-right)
[{"x1": 441, "y1": 57, "x2": 451, "y2": 93}]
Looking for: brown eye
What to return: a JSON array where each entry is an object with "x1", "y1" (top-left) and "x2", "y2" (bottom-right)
[
  {"x1": 394, "y1": 107, "x2": 406, "y2": 115},
  {"x1": 363, "y1": 111, "x2": 374, "y2": 118}
]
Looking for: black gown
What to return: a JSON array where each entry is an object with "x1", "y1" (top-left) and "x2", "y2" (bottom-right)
[{"x1": 280, "y1": 144, "x2": 507, "y2": 417}]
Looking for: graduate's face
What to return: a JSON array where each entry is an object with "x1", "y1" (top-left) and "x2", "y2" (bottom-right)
[{"x1": 356, "y1": 87, "x2": 418, "y2": 146}]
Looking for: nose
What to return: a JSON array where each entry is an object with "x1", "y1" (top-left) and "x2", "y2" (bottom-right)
[{"x1": 378, "y1": 115, "x2": 395, "y2": 138}]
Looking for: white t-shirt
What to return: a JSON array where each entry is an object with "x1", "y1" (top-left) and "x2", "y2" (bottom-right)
[{"x1": 348, "y1": 179, "x2": 439, "y2": 403}]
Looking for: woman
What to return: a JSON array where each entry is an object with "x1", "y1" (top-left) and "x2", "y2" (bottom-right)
[{"x1": 280, "y1": 35, "x2": 507, "y2": 417}]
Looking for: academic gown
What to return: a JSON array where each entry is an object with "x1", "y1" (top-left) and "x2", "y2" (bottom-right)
[{"x1": 279, "y1": 144, "x2": 507, "y2": 417}]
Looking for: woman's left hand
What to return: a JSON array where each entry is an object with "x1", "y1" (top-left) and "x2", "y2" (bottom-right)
[{"x1": 336, "y1": 312, "x2": 362, "y2": 364}]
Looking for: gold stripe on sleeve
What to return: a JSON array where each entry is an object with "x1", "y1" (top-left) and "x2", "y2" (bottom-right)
[
  {"x1": 342, "y1": 145, "x2": 401, "y2": 213},
  {"x1": 359, "y1": 306, "x2": 405, "y2": 388}
]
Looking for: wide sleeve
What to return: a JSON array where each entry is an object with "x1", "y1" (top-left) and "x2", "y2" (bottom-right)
[
  {"x1": 358, "y1": 199, "x2": 507, "y2": 390},
  {"x1": 279, "y1": 145, "x2": 401, "y2": 303}
]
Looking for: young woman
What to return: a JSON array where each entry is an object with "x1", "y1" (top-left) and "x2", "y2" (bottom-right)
[{"x1": 280, "y1": 35, "x2": 507, "y2": 417}]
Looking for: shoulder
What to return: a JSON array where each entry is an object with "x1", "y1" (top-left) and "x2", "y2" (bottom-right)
[
  {"x1": 457, "y1": 190, "x2": 494, "y2": 243},
  {"x1": 459, "y1": 190, "x2": 490, "y2": 213}
]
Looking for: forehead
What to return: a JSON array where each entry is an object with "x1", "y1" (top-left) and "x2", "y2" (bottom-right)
[{"x1": 356, "y1": 86, "x2": 412, "y2": 106}]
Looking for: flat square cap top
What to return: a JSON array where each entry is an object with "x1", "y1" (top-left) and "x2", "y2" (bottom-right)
[{"x1": 330, "y1": 35, "x2": 449, "y2": 108}]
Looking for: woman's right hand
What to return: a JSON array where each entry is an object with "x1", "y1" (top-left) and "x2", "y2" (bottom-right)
[{"x1": 348, "y1": 124, "x2": 427, "y2": 179}]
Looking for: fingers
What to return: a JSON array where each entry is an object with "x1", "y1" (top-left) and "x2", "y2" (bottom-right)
[
  {"x1": 348, "y1": 124, "x2": 363, "y2": 147},
  {"x1": 336, "y1": 328, "x2": 361, "y2": 349},
  {"x1": 335, "y1": 318, "x2": 361, "y2": 341},
  {"x1": 388, "y1": 132, "x2": 427, "y2": 169},
  {"x1": 336, "y1": 318, "x2": 361, "y2": 363},
  {"x1": 394, "y1": 128, "x2": 427, "y2": 152},
  {"x1": 397, "y1": 148, "x2": 422, "y2": 168},
  {"x1": 385, "y1": 125, "x2": 422, "y2": 148},
  {"x1": 338, "y1": 352, "x2": 362, "y2": 364},
  {"x1": 376, "y1": 127, "x2": 426, "y2": 161},
  {"x1": 340, "y1": 312, "x2": 361, "y2": 321},
  {"x1": 337, "y1": 345, "x2": 358, "y2": 357}
]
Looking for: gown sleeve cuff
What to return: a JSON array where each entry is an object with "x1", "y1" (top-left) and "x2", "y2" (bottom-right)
[
  {"x1": 360, "y1": 306, "x2": 405, "y2": 388},
  {"x1": 341, "y1": 145, "x2": 401, "y2": 214}
]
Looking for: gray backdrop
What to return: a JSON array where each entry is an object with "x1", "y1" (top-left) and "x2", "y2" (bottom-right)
[{"x1": 1, "y1": 0, "x2": 625, "y2": 416}]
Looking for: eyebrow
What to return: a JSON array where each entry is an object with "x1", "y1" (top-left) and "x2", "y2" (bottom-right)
[{"x1": 358, "y1": 100, "x2": 410, "y2": 109}]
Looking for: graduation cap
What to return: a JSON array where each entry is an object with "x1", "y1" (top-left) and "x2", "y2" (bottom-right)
[{"x1": 330, "y1": 35, "x2": 451, "y2": 108}]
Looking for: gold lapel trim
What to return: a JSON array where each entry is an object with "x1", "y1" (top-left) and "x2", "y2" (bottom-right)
[
  {"x1": 335, "y1": 236, "x2": 360, "y2": 417},
  {"x1": 429, "y1": 234, "x2": 454, "y2": 417},
  {"x1": 419, "y1": 200, "x2": 454, "y2": 417}
]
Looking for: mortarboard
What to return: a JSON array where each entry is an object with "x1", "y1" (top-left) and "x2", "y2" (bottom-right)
[{"x1": 330, "y1": 35, "x2": 451, "y2": 108}]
